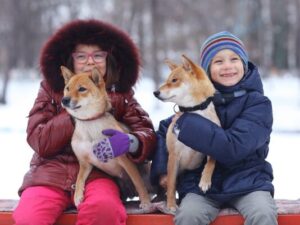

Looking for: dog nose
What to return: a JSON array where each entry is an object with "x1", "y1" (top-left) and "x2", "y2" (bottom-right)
[
  {"x1": 153, "y1": 91, "x2": 160, "y2": 97},
  {"x1": 61, "y1": 97, "x2": 71, "y2": 107}
]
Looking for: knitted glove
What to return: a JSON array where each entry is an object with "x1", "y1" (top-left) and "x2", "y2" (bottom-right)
[{"x1": 93, "y1": 129, "x2": 139, "y2": 162}]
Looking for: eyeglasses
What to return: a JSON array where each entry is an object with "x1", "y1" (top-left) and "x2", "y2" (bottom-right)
[{"x1": 72, "y1": 51, "x2": 108, "y2": 64}]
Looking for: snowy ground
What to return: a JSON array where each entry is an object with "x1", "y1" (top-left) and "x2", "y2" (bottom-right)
[{"x1": 0, "y1": 74, "x2": 300, "y2": 200}]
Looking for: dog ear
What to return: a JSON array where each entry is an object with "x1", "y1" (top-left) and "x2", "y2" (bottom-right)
[
  {"x1": 91, "y1": 67, "x2": 104, "y2": 86},
  {"x1": 60, "y1": 66, "x2": 74, "y2": 85},
  {"x1": 165, "y1": 59, "x2": 178, "y2": 70},
  {"x1": 182, "y1": 54, "x2": 207, "y2": 79},
  {"x1": 181, "y1": 54, "x2": 193, "y2": 72}
]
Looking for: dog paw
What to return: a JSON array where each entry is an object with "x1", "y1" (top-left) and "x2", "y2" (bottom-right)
[
  {"x1": 166, "y1": 202, "x2": 178, "y2": 215},
  {"x1": 139, "y1": 201, "x2": 155, "y2": 213},
  {"x1": 139, "y1": 201, "x2": 151, "y2": 209},
  {"x1": 166, "y1": 206, "x2": 177, "y2": 215},
  {"x1": 199, "y1": 180, "x2": 211, "y2": 193},
  {"x1": 74, "y1": 193, "x2": 84, "y2": 207}
]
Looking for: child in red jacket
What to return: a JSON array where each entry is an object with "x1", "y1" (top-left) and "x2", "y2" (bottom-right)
[{"x1": 13, "y1": 19, "x2": 156, "y2": 225}]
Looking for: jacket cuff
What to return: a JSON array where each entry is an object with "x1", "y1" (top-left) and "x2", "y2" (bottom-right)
[{"x1": 128, "y1": 134, "x2": 139, "y2": 154}]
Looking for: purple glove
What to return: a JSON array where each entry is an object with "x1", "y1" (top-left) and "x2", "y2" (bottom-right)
[{"x1": 93, "y1": 129, "x2": 138, "y2": 162}]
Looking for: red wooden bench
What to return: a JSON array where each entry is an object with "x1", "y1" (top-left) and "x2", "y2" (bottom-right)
[{"x1": 1, "y1": 199, "x2": 300, "y2": 225}]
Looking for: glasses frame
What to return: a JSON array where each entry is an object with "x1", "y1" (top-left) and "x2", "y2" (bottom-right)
[{"x1": 72, "y1": 51, "x2": 108, "y2": 64}]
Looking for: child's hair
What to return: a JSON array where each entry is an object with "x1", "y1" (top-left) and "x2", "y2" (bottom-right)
[{"x1": 200, "y1": 31, "x2": 249, "y2": 74}]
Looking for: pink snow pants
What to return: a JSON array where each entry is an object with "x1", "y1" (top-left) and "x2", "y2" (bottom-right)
[{"x1": 13, "y1": 178, "x2": 127, "y2": 225}]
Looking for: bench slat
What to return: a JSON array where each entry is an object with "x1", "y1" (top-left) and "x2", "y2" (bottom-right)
[
  {"x1": 2, "y1": 198, "x2": 300, "y2": 225},
  {"x1": 1, "y1": 212, "x2": 300, "y2": 225}
]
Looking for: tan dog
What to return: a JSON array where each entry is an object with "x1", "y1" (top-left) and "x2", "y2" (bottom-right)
[
  {"x1": 60, "y1": 66, "x2": 151, "y2": 209},
  {"x1": 153, "y1": 55, "x2": 221, "y2": 213}
]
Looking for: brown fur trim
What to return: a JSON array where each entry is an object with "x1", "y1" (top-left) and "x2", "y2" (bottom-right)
[{"x1": 40, "y1": 19, "x2": 140, "y2": 92}]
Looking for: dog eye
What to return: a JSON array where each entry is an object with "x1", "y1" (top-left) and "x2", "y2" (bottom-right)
[
  {"x1": 172, "y1": 78, "x2": 177, "y2": 83},
  {"x1": 78, "y1": 87, "x2": 87, "y2": 92}
]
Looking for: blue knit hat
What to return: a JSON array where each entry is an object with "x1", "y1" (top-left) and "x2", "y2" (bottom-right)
[{"x1": 200, "y1": 31, "x2": 249, "y2": 73}]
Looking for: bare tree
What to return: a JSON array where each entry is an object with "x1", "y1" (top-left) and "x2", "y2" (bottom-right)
[
  {"x1": 150, "y1": 0, "x2": 161, "y2": 89},
  {"x1": 2, "y1": 0, "x2": 300, "y2": 105},
  {"x1": 0, "y1": 0, "x2": 11, "y2": 104},
  {"x1": 260, "y1": 0, "x2": 273, "y2": 71},
  {"x1": 0, "y1": 0, "x2": 73, "y2": 104},
  {"x1": 286, "y1": 0, "x2": 298, "y2": 72}
]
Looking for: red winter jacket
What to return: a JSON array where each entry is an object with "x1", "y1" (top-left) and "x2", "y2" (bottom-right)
[
  {"x1": 19, "y1": 19, "x2": 156, "y2": 195},
  {"x1": 19, "y1": 81, "x2": 156, "y2": 195}
]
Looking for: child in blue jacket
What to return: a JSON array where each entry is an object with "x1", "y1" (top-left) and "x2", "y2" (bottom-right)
[{"x1": 151, "y1": 31, "x2": 277, "y2": 225}]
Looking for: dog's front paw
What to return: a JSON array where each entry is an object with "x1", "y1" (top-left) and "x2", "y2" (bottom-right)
[
  {"x1": 74, "y1": 192, "x2": 84, "y2": 207},
  {"x1": 199, "y1": 178, "x2": 211, "y2": 193},
  {"x1": 166, "y1": 201, "x2": 178, "y2": 215},
  {"x1": 167, "y1": 206, "x2": 177, "y2": 215},
  {"x1": 139, "y1": 201, "x2": 155, "y2": 213}
]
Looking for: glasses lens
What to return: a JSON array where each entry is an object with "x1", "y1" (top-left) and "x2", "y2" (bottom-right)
[
  {"x1": 73, "y1": 53, "x2": 87, "y2": 63},
  {"x1": 72, "y1": 51, "x2": 107, "y2": 63},
  {"x1": 93, "y1": 52, "x2": 107, "y2": 63}
]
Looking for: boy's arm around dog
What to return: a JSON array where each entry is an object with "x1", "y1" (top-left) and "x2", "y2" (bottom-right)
[{"x1": 174, "y1": 92, "x2": 273, "y2": 166}]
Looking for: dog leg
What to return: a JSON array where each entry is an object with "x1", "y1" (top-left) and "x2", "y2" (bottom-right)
[
  {"x1": 199, "y1": 156, "x2": 215, "y2": 192},
  {"x1": 166, "y1": 151, "x2": 180, "y2": 214},
  {"x1": 117, "y1": 155, "x2": 151, "y2": 210},
  {"x1": 74, "y1": 161, "x2": 93, "y2": 207}
]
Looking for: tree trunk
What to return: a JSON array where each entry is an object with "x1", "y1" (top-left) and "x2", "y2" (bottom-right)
[
  {"x1": 150, "y1": 0, "x2": 160, "y2": 90},
  {"x1": 259, "y1": 0, "x2": 273, "y2": 71},
  {"x1": 286, "y1": 0, "x2": 298, "y2": 72},
  {"x1": 0, "y1": 68, "x2": 9, "y2": 104}
]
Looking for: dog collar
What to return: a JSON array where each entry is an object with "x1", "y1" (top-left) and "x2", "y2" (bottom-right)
[{"x1": 178, "y1": 96, "x2": 214, "y2": 112}]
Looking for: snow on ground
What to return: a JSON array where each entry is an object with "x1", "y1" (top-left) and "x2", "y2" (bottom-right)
[{"x1": 0, "y1": 75, "x2": 299, "y2": 200}]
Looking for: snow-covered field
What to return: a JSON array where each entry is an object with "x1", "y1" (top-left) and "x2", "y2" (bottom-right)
[{"x1": 0, "y1": 74, "x2": 299, "y2": 200}]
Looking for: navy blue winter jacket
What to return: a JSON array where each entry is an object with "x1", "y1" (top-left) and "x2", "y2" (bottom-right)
[{"x1": 150, "y1": 62, "x2": 274, "y2": 204}]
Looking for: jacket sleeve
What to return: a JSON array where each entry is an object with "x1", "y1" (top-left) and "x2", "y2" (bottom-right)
[
  {"x1": 150, "y1": 117, "x2": 172, "y2": 185},
  {"x1": 176, "y1": 95, "x2": 273, "y2": 166},
  {"x1": 120, "y1": 90, "x2": 156, "y2": 163},
  {"x1": 26, "y1": 81, "x2": 74, "y2": 157}
]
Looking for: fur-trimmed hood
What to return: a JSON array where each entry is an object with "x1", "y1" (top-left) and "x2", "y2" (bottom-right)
[{"x1": 40, "y1": 19, "x2": 140, "y2": 93}]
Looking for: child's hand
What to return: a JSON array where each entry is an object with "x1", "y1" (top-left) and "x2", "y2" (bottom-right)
[{"x1": 93, "y1": 129, "x2": 130, "y2": 162}]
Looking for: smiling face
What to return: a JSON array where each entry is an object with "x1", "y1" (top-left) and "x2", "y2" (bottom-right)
[
  {"x1": 209, "y1": 49, "x2": 245, "y2": 87},
  {"x1": 73, "y1": 44, "x2": 107, "y2": 75}
]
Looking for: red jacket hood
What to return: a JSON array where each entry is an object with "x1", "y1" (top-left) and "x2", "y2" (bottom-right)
[{"x1": 40, "y1": 19, "x2": 140, "y2": 93}]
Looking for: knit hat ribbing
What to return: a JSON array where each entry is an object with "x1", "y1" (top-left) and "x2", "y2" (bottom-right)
[{"x1": 200, "y1": 31, "x2": 249, "y2": 73}]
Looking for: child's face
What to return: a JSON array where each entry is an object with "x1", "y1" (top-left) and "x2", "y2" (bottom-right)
[
  {"x1": 73, "y1": 44, "x2": 107, "y2": 75},
  {"x1": 210, "y1": 49, "x2": 244, "y2": 87}
]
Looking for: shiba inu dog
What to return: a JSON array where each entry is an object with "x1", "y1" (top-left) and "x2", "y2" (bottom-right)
[
  {"x1": 153, "y1": 55, "x2": 221, "y2": 213},
  {"x1": 60, "y1": 66, "x2": 151, "y2": 209}
]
